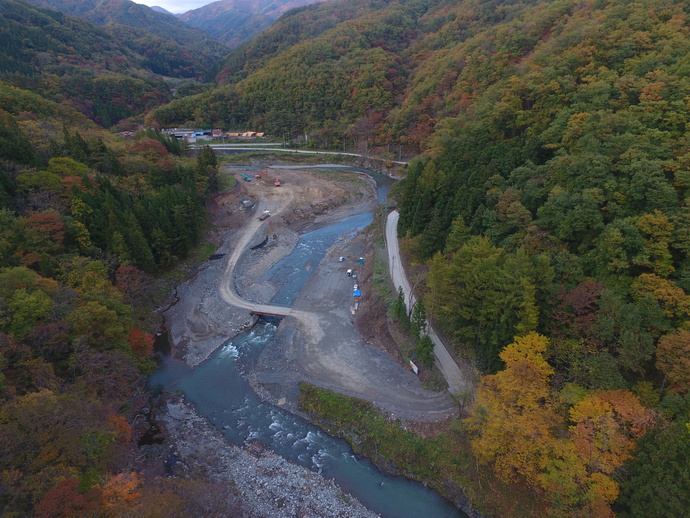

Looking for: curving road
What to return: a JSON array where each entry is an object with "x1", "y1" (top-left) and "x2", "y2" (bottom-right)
[
  {"x1": 218, "y1": 190, "x2": 295, "y2": 317},
  {"x1": 209, "y1": 144, "x2": 409, "y2": 165},
  {"x1": 386, "y1": 211, "x2": 476, "y2": 397},
  {"x1": 217, "y1": 187, "x2": 457, "y2": 419}
]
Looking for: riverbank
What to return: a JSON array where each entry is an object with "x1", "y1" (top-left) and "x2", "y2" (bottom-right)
[
  {"x1": 154, "y1": 392, "x2": 379, "y2": 518},
  {"x1": 153, "y1": 166, "x2": 388, "y2": 516},
  {"x1": 148, "y1": 164, "x2": 461, "y2": 516},
  {"x1": 165, "y1": 166, "x2": 373, "y2": 366}
]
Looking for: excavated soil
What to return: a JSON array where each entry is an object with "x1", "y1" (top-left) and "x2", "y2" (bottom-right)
[{"x1": 138, "y1": 164, "x2": 459, "y2": 517}]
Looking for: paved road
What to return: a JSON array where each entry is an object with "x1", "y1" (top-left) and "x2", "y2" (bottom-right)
[
  {"x1": 386, "y1": 210, "x2": 476, "y2": 397},
  {"x1": 209, "y1": 145, "x2": 409, "y2": 165}
]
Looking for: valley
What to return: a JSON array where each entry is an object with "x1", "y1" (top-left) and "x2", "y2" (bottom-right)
[
  {"x1": 149, "y1": 163, "x2": 468, "y2": 517},
  {"x1": 2, "y1": 0, "x2": 690, "y2": 516}
]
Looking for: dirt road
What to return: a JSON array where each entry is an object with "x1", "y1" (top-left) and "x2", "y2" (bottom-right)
[
  {"x1": 217, "y1": 187, "x2": 295, "y2": 317},
  {"x1": 217, "y1": 168, "x2": 457, "y2": 421}
]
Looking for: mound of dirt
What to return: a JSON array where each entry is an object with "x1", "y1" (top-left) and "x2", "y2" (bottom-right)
[{"x1": 354, "y1": 237, "x2": 404, "y2": 363}]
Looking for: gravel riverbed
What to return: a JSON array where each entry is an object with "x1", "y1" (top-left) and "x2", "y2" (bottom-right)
[
  {"x1": 156, "y1": 394, "x2": 378, "y2": 518},
  {"x1": 154, "y1": 169, "x2": 385, "y2": 517}
]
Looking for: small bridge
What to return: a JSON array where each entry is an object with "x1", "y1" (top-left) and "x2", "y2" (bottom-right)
[{"x1": 250, "y1": 306, "x2": 291, "y2": 318}]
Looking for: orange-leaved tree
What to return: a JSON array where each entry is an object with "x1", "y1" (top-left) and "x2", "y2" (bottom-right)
[
  {"x1": 466, "y1": 332, "x2": 657, "y2": 517},
  {"x1": 100, "y1": 471, "x2": 142, "y2": 517},
  {"x1": 34, "y1": 478, "x2": 100, "y2": 518},
  {"x1": 126, "y1": 328, "x2": 154, "y2": 358},
  {"x1": 563, "y1": 390, "x2": 656, "y2": 517}
]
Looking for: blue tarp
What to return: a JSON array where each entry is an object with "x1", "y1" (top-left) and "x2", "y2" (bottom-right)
[{"x1": 353, "y1": 290, "x2": 362, "y2": 297}]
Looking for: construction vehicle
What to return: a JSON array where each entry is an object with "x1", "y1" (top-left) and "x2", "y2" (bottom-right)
[
  {"x1": 241, "y1": 173, "x2": 252, "y2": 182},
  {"x1": 274, "y1": 178, "x2": 281, "y2": 187},
  {"x1": 258, "y1": 210, "x2": 271, "y2": 221},
  {"x1": 255, "y1": 170, "x2": 265, "y2": 179}
]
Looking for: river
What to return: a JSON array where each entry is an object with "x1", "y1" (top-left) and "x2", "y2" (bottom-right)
[{"x1": 149, "y1": 165, "x2": 467, "y2": 518}]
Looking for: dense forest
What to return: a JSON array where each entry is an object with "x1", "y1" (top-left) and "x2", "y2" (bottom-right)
[
  {"x1": 0, "y1": 0, "x2": 227, "y2": 127},
  {"x1": 0, "y1": 78, "x2": 222, "y2": 516},
  {"x1": 2, "y1": 0, "x2": 690, "y2": 516},
  {"x1": 24, "y1": 0, "x2": 229, "y2": 65},
  {"x1": 395, "y1": 0, "x2": 690, "y2": 515}
]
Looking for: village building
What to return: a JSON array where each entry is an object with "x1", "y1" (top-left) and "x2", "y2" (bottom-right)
[{"x1": 161, "y1": 128, "x2": 267, "y2": 142}]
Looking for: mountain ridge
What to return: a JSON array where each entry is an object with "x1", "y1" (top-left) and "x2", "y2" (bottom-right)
[
  {"x1": 179, "y1": 0, "x2": 329, "y2": 47},
  {"x1": 24, "y1": 0, "x2": 229, "y2": 59},
  {"x1": 0, "y1": 0, "x2": 221, "y2": 126}
]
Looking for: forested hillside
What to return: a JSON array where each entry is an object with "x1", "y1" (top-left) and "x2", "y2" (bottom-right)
[
  {"x1": 148, "y1": 0, "x2": 690, "y2": 515},
  {"x1": 396, "y1": 0, "x2": 690, "y2": 514},
  {"x1": 0, "y1": 0, "x2": 225, "y2": 126},
  {"x1": 149, "y1": 0, "x2": 421, "y2": 146},
  {"x1": 25, "y1": 0, "x2": 229, "y2": 64},
  {"x1": 149, "y1": 0, "x2": 571, "y2": 149},
  {"x1": 0, "y1": 78, "x2": 221, "y2": 516},
  {"x1": 2, "y1": 0, "x2": 690, "y2": 516},
  {"x1": 179, "y1": 0, "x2": 326, "y2": 48}
]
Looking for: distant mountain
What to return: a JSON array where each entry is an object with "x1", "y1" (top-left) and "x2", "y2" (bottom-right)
[
  {"x1": 25, "y1": 0, "x2": 229, "y2": 64},
  {"x1": 179, "y1": 0, "x2": 327, "y2": 48},
  {"x1": 149, "y1": 5, "x2": 172, "y2": 15}
]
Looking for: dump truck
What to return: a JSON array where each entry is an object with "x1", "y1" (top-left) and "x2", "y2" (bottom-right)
[{"x1": 258, "y1": 210, "x2": 271, "y2": 221}]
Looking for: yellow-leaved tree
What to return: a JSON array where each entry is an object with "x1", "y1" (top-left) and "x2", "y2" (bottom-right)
[
  {"x1": 466, "y1": 332, "x2": 558, "y2": 485},
  {"x1": 466, "y1": 333, "x2": 656, "y2": 517}
]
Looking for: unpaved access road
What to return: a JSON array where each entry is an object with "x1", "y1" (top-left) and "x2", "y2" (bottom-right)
[
  {"x1": 217, "y1": 181, "x2": 295, "y2": 317},
  {"x1": 218, "y1": 168, "x2": 458, "y2": 421}
]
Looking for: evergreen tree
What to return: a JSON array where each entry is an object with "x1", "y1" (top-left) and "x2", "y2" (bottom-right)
[
  {"x1": 124, "y1": 213, "x2": 156, "y2": 274},
  {"x1": 392, "y1": 286, "x2": 408, "y2": 327},
  {"x1": 415, "y1": 334, "x2": 435, "y2": 367},
  {"x1": 150, "y1": 227, "x2": 173, "y2": 268},
  {"x1": 410, "y1": 297, "x2": 427, "y2": 338},
  {"x1": 93, "y1": 138, "x2": 122, "y2": 176},
  {"x1": 0, "y1": 167, "x2": 16, "y2": 209},
  {"x1": 0, "y1": 111, "x2": 39, "y2": 166},
  {"x1": 197, "y1": 145, "x2": 219, "y2": 192}
]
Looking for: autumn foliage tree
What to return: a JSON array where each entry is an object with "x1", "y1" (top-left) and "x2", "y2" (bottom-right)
[
  {"x1": 466, "y1": 333, "x2": 559, "y2": 485},
  {"x1": 127, "y1": 328, "x2": 154, "y2": 358},
  {"x1": 656, "y1": 329, "x2": 690, "y2": 393},
  {"x1": 565, "y1": 390, "x2": 656, "y2": 515},
  {"x1": 34, "y1": 479, "x2": 100, "y2": 518},
  {"x1": 467, "y1": 333, "x2": 657, "y2": 517},
  {"x1": 100, "y1": 472, "x2": 142, "y2": 517}
]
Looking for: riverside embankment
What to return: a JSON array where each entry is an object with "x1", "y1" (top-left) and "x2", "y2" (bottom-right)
[{"x1": 149, "y1": 165, "x2": 469, "y2": 517}]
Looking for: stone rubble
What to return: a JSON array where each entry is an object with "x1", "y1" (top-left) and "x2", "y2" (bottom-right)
[{"x1": 157, "y1": 395, "x2": 379, "y2": 518}]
